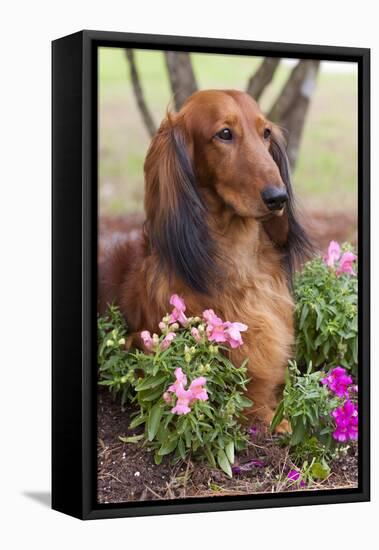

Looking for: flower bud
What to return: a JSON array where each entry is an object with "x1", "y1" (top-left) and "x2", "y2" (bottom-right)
[
  {"x1": 158, "y1": 321, "x2": 167, "y2": 332},
  {"x1": 118, "y1": 338, "x2": 126, "y2": 346},
  {"x1": 106, "y1": 339, "x2": 114, "y2": 347},
  {"x1": 152, "y1": 333, "x2": 160, "y2": 344},
  {"x1": 162, "y1": 315, "x2": 170, "y2": 324},
  {"x1": 185, "y1": 353, "x2": 192, "y2": 363},
  {"x1": 121, "y1": 375, "x2": 128, "y2": 384},
  {"x1": 171, "y1": 322, "x2": 179, "y2": 331}
]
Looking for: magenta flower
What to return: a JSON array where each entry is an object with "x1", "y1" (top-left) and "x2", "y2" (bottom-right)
[
  {"x1": 321, "y1": 366, "x2": 353, "y2": 398},
  {"x1": 161, "y1": 331, "x2": 176, "y2": 350},
  {"x1": 332, "y1": 400, "x2": 358, "y2": 442},
  {"x1": 287, "y1": 469, "x2": 301, "y2": 481},
  {"x1": 324, "y1": 240, "x2": 341, "y2": 268},
  {"x1": 336, "y1": 251, "x2": 357, "y2": 277},
  {"x1": 287, "y1": 470, "x2": 306, "y2": 487},
  {"x1": 169, "y1": 294, "x2": 188, "y2": 326}
]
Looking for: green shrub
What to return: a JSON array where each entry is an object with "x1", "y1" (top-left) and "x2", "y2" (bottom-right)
[
  {"x1": 294, "y1": 245, "x2": 358, "y2": 374},
  {"x1": 98, "y1": 303, "x2": 252, "y2": 477},
  {"x1": 271, "y1": 360, "x2": 355, "y2": 478}
]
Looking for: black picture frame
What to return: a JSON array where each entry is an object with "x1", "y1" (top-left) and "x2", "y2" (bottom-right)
[{"x1": 52, "y1": 30, "x2": 370, "y2": 520}]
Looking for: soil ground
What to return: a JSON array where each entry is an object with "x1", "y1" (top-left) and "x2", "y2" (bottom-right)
[{"x1": 97, "y1": 389, "x2": 357, "y2": 504}]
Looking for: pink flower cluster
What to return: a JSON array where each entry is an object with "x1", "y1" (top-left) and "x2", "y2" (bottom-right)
[
  {"x1": 140, "y1": 294, "x2": 249, "y2": 353},
  {"x1": 163, "y1": 367, "x2": 208, "y2": 415},
  {"x1": 321, "y1": 366, "x2": 358, "y2": 443},
  {"x1": 323, "y1": 241, "x2": 357, "y2": 276},
  {"x1": 202, "y1": 309, "x2": 248, "y2": 349},
  {"x1": 321, "y1": 366, "x2": 353, "y2": 398},
  {"x1": 332, "y1": 400, "x2": 358, "y2": 442},
  {"x1": 141, "y1": 330, "x2": 176, "y2": 352}
]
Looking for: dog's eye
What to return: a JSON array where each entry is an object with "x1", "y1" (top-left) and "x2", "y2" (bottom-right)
[
  {"x1": 263, "y1": 128, "x2": 271, "y2": 140},
  {"x1": 216, "y1": 128, "x2": 233, "y2": 141}
]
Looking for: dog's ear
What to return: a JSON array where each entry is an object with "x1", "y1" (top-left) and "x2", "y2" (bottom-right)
[
  {"x1": 263, "y1": 125, "x2": 313, "y2": 277},
  {"x1": 144, "y1": 115, "x2": 218, "y2": 294}
]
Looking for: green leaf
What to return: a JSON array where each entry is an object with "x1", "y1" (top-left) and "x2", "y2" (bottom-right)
[
  {"x1": 178, "y1": 439, "x2": 186, "y2": 460},
  {"x1": 158, "y1": 437, "x2": 178, "y2": 456},
  {"x1": 310, "y1": 461, "x2": 331, "y2": 480},
  {"x1": 119, "y1": 434, "x2": 144, "y2": 443},
  {"x1": 204, "y1": 445, "x2": 216, "y2": 467},
  {"x1": 147, "y1": 404, "x2": 163, "y2": 441},
  {"x1": 217, "y1": 449, "x2": 232, "y2": 478},
  {"x1": 299, "y1": 304, "x2": 309, "y2": 330},
  {"x1": 129, "y1": 414, "x2": 146, "y2": 429},
  {"x1": 154, "y1": 452, "x2": 163, "y2": 465},
  {"x1": 270, "y1": 400, "x2": 284, "y2": 432},
  {"x1": 225, "y1": 441, "x2": 235, "y2": 464},
  {"x1": 135, "y1": 374, "x2": 167, "y2": 391},
  {"x1": 290, "y1": 418, "x2": 307, "y2": 446}
]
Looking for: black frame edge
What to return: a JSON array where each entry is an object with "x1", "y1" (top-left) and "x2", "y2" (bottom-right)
[{"x1": 52, "y1": 31, "x2": 85, "y2": 519}]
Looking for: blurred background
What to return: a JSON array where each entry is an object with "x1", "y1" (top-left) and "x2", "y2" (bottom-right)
[{"x1": 99, "y1": 48, "x2": 358, "y2": 251}]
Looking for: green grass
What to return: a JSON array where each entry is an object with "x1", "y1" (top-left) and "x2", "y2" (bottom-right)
[{"x1": 99, "y1": 47, "x2": 358, "y2": 216}]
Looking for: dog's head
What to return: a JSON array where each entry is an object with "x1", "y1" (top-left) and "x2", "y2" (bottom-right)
[{"x1": 144, "y1": 90, "x2": 312, "y2": 293}]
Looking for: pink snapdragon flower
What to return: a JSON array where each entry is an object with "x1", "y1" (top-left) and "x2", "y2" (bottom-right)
[
  {"x1": 324, "y1": 240, "x2": 341, "y2": 268},
  {"x1": 140, "y1": 330, "x2": 156, "y2": 351},
  {"x1": 336, "y1": 251, "x2": 357, "y2": 276},
  {"x1": 166, "y1": 368, "x2": 208, "y2": 415},
  {"x1": 321, "y1": 366, "x2": 353, "y2": 398},
  {"x1": 167, "y1": 367, "x2": 187, "y2": 394},
  {"x1": 223, "y1": 321, "x2": 248, "y2": 348},
  {"x1": 191, "y1": 327, "x2": 202, "y2": 343},
  {"x1": 140, "y1": 330, "x2": 176, "y2": 352},
  {"x1": 171, "y1": 385, "x2": 192, "y2": 415},
  {"x1": 188, "y1": 376, "x2": 208, "y2": 402},
  {"x1": 203, "y1": 309, "x2": 248, "y2": 348},
  {"x1": 169, "y1": 294, "x2": 188, "y2": 326},
  {"x1": 332, "y1": 400, "x2": 358, "y2": 442},
  {"x1": 161, "y1": 332, "x2": 176, "y2": 350},
  {"x1": 323, "y1": 241, "x2": 357, "y2": 276},
  {"x1": 203, "y1": 309, "x2": 226, "y2": 343}
]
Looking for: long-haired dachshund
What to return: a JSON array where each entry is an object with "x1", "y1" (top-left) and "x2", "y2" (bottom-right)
[{"x1": 99, "y1": 89, "x2": 311, "y2": 431}]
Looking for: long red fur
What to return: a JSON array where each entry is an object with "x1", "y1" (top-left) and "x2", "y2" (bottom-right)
[{"x1": 99, "y1": 90, "x2": 311, "y2": 430}]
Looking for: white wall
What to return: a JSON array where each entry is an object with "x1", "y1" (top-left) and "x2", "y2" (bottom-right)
[{"x1": 1, "y1": 1, "x2": 376, "y2": 548}]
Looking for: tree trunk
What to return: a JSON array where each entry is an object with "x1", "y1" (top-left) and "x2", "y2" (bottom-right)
[
  {"x1": 268, "y1": 60, "x2": 320, "y2": 169},
  {"x1": 164, "y1": 51, "x2": 198, "y2": 111},
  {"x1": 125, "y1": 49, "x2": 156, "y2": 138},
  {"x1": 246, "y1": 58, "x2": 280, "y2": 101}
]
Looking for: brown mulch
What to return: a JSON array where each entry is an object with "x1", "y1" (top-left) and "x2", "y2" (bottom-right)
[{"x1": 97, "y1": 389, "x2": 358, "y2": 504}]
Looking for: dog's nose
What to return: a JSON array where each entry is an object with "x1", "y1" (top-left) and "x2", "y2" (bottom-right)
[{"x1": 261, "y1": 186, "x2": 288, "y2": 211}]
